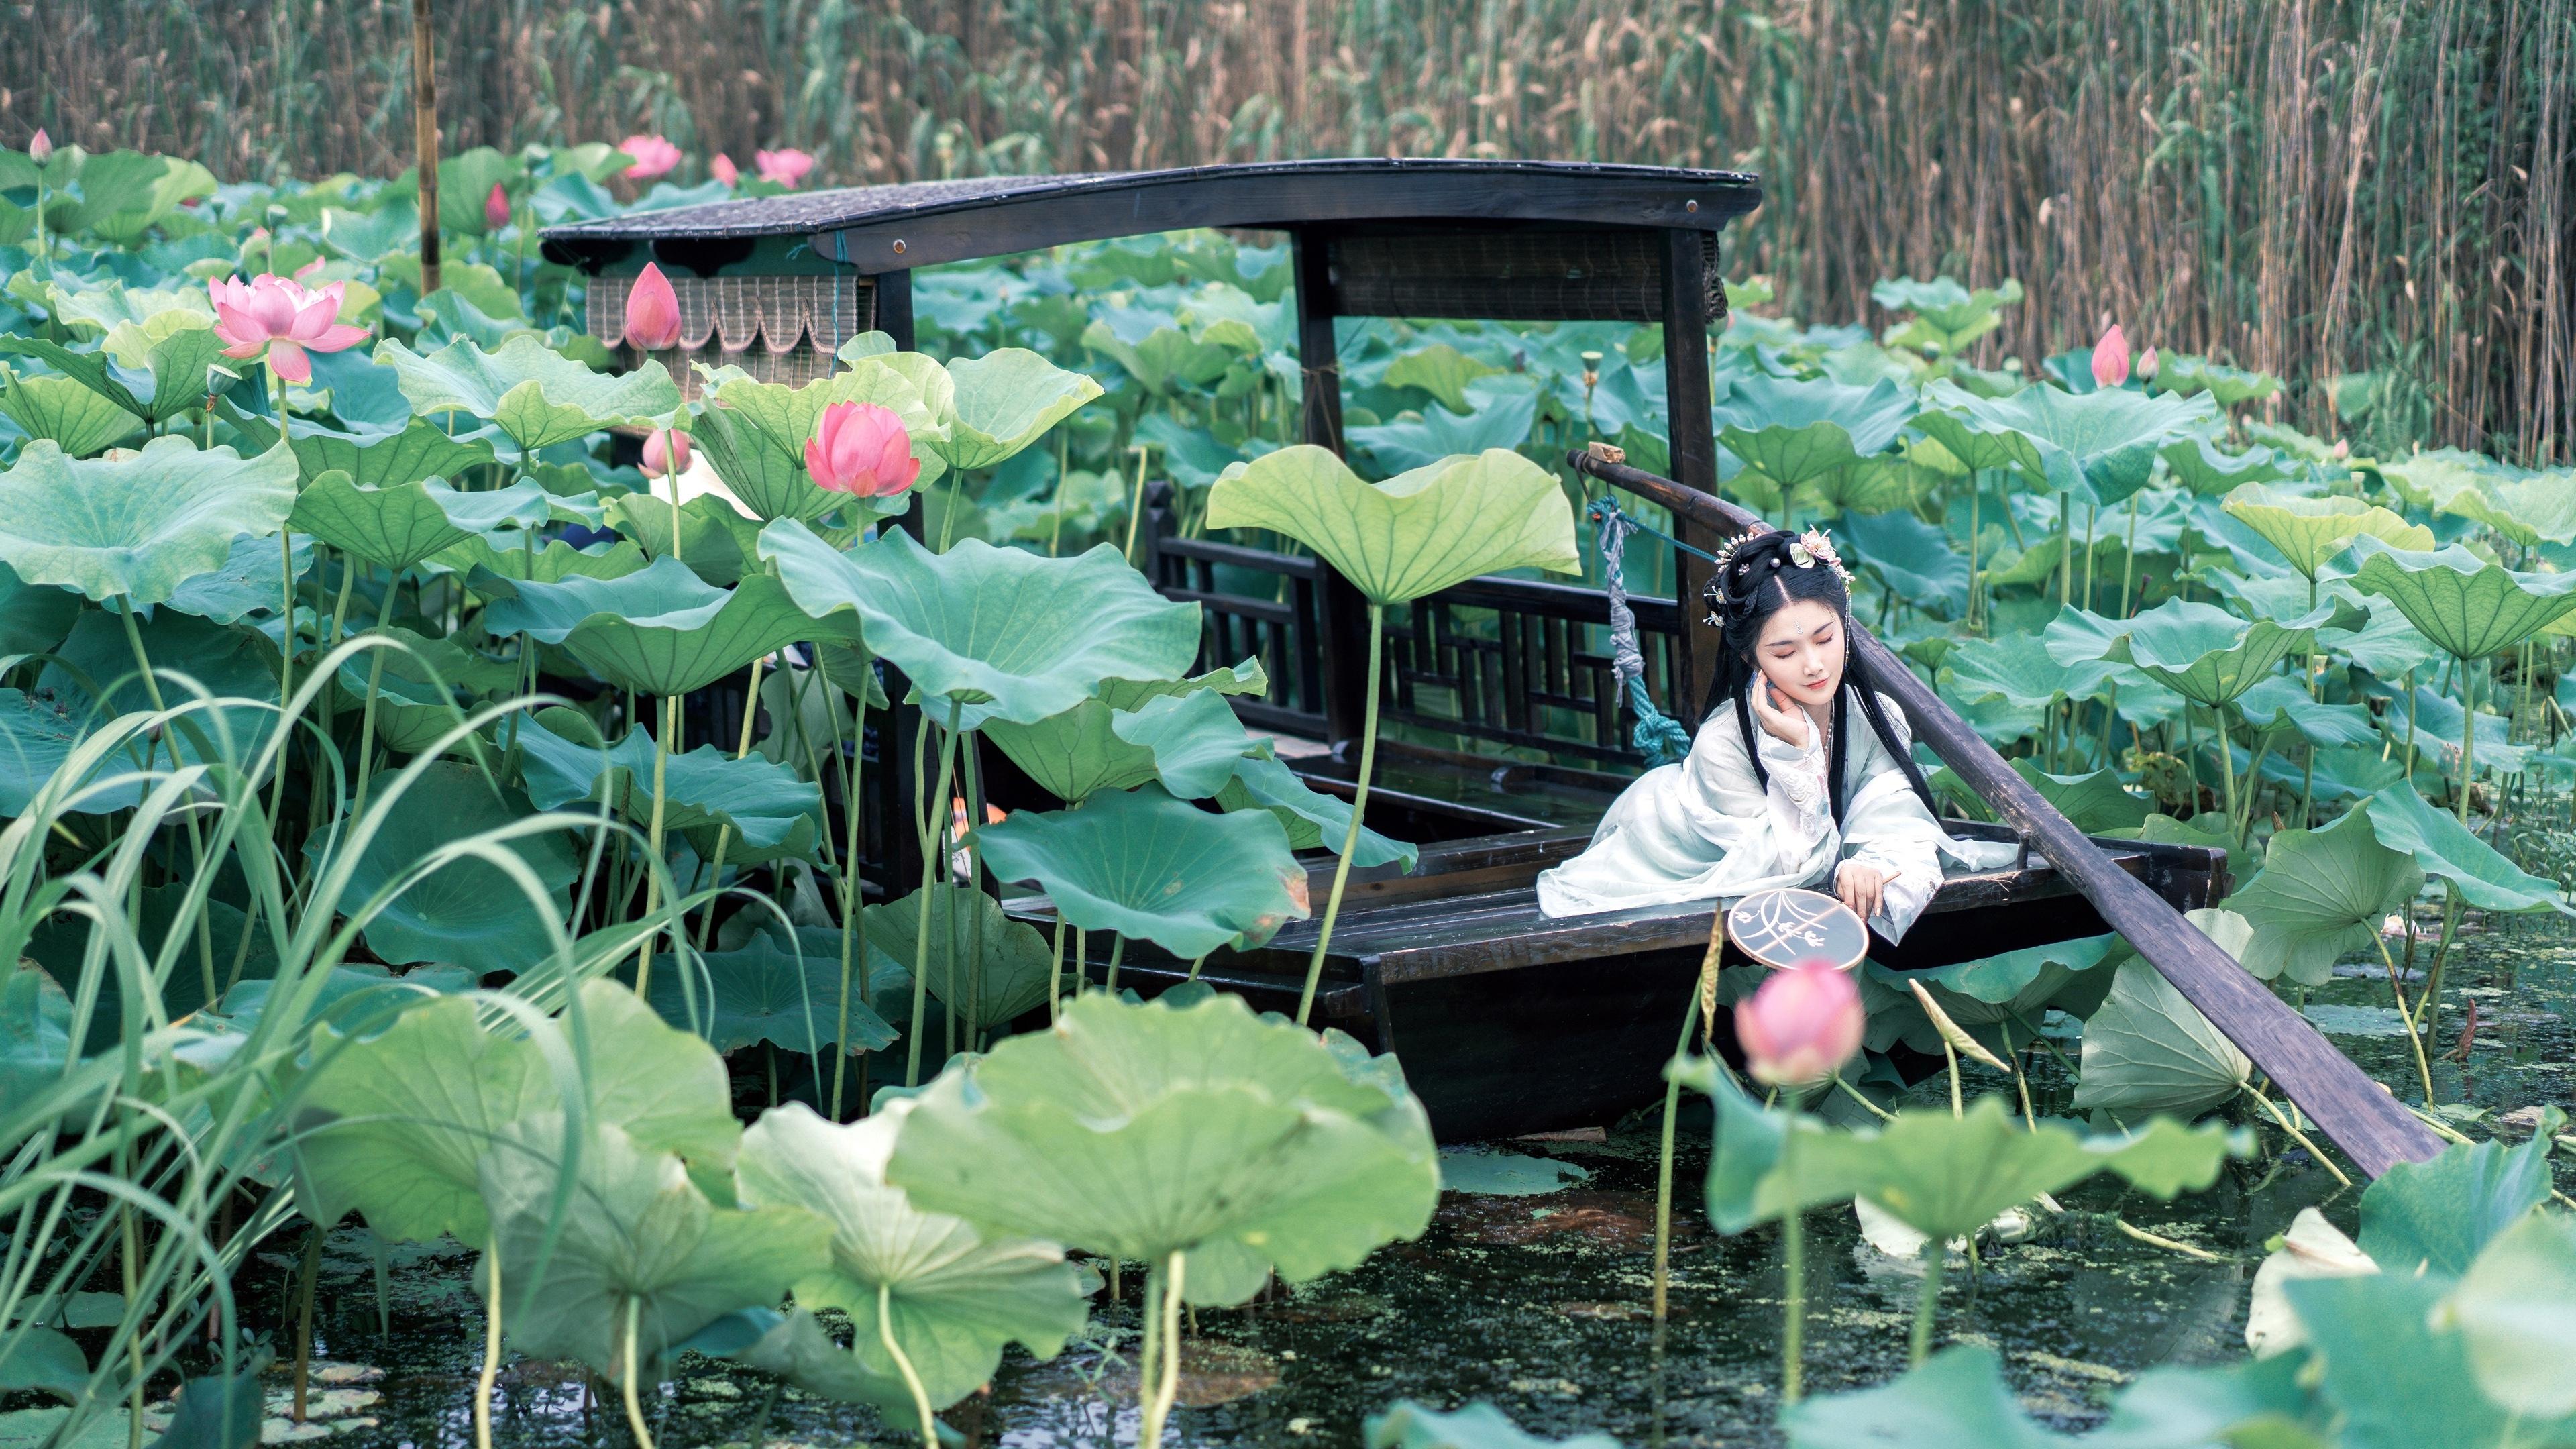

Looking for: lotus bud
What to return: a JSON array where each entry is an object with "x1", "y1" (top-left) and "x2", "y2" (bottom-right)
[
  {"x1": 805, "y1": 400, "x2": 922, "y2": 498},
  {"x1": 2092, "y1": 323, "x2": 2131, "y2": 388},
  {"x1": 1733, "y1": 959, "x2": 1864, "y2": 1087},
  {"x1": 27, "y1": 129, "x2": 50, "y2": 164},
  {"x1": 755, "y1": 147, "x2": 815, "y2": 189},
  {"x1": 2138, "y1": 346, "x2": 2159, "y2": 381},
  {"x1": 619, "y1": 133, "x2": 682, "y2": 180},
  {"x1": 623, "y1": 263, "x2": 684, "y2": 352},
  {"x1": 2332, "y1": 439, "x2": 2351, "y2": 460},
  {"x1": 2380, "y1": 913, "x2": 2407, "y2": 938},
  {"x1": 710, "y1": 153, "x2": 739, "y2": 186},
  {"x1": 641, "y1": 427, "x2": 691, "y2": 479},
  {"x1": 484, "y1": 181, "x2": 511, "y2": 232}
]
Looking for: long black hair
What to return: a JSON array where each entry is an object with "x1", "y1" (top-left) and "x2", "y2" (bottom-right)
[{"x1": 1699, "y1": 528, "x2": 1937, "y2": 822}]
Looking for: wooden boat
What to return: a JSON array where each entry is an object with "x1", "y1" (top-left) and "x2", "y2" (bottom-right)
[{"x1": 545, "y1": 160, "x2": 2440, "y2": 1175}]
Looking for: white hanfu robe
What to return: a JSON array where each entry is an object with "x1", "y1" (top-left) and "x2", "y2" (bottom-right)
[{"x1": 1534, "y1": 688, "x2": 2021, "y2": 942}]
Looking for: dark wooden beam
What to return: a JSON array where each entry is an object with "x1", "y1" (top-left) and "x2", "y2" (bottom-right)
[
  {"x1": 1568, "y1": 449, "x2": 2443, "y2": 1179},
  {"x1": 1660, "y1": 229, "x2": 1723, "y2": 718},
  {"x1": 1295, "y1": 229, "x2": 1373, "y2": 749}
]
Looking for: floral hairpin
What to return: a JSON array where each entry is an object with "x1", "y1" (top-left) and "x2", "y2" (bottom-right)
[
  {"x1": 1709, "y1": 526, "x2": 1772, "y2": 576},
  {"x1": 1790, "y1": 527, "x2": 1854, "y2": 586}
]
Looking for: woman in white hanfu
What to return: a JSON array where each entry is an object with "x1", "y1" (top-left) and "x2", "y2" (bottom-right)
[{"x1": 1536, "y1": 525, "x2": 2019, "y2": 943}]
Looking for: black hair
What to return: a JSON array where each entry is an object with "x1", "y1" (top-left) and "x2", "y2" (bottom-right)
[{"x1": 1699, "y1": 529, "x2": 1937, "y2": 822}]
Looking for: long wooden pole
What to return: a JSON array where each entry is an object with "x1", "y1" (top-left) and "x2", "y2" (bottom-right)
[
  {"x1": 1568, "y1": 448, "x2": 2440, "y2": 1178},
  {"x1": 412, "y1": 0, "x2": 441, "y2": 297}
]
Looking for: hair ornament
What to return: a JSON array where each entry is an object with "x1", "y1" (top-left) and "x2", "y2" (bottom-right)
[
  {"x1": 1793, "y1": 527, "x2": 1854, "y2": 586},
  {"x1": 1710, "y1": 526, "x2": 1770, "y2": 577}
]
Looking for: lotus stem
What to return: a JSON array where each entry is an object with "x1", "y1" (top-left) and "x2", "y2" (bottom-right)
[
  {"x1": 879, "y1": 1281, "x2": 938, "y2": 1449},
  {"x1": 2374, "y1": 932, "x2": 2437, "y2": 1109},
  {"x1": 293, "y1": 1222, "x2": 323, "y2": 1419},
  {"x1": 907, "y1": 701, "x2": 962, "y2": 1087},
  {"x1": 1830, "y1": 1071, "x2": 1896, "y2": 1122},
  {"x1": 1652, "y1": 972, "x2": 1704, "y2": 1323},
  {"x1": 2244, "y1": 1088, "x2": 2351, "y2": 1189},
  {"x1": 1295, "y1": 600, "x2": 1384, "y2": 1027},
  {"x1": 620, "y1": 1295, "x2": 655, "y2": 1449},
  {"x1": 2457, "y1": 663, "x2": 2475, "y2": 821},
  {"x1": 117, "y1": 597, "x2": 221, "y2": 1004},
  {"x1": 1138, "y1": 1250, "x2": 1187, "y2": 1449},
  {"x1": 831, "y1": 667, "x2": 870, "y2": 1119},
  {"x1": 663, "y1": 429, "x2": 684, "y2": 565},
  {"x1": 475, "y1": 1240, "x2": 501, "y2": 1449},
  {"x1": 1781, "y1": 1133, "x2": 1805, "y2": 1405},
  {"x1": 2108, "y1": 1217, "x2": 2227, "y2": 1263},
  {"x1": 2118, "y1": 493, "x2": 2139, "y2": 618},
  {"x1": 1941, "y1": 1037, "x2": 1962, "y2": 1118},
  {"x1": 960, "y1": 737, "x2": 987, "y2": 1046},
  {"x1": 1103, "y1": 935, "x2": 1125, "y2": 996},
  {"x1": 692, "y1": 655, "x2": 766, "y2": 953},
  {"x1": 1909, "y1": 1239, "x2": 1944, "y2": 1366},
  {"x1": 1122, "y1": 443, "x2": 1152, "y2": 567},
  {"x1": 634, "y1": 694, "x2": 675, "y2": 1000},
  {"x1": 1046, "y1": 917, "x2": 1065, "y2": 1024}
]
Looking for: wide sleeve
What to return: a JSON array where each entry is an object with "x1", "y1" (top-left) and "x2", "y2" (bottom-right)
[
  {"x1": 1674, "y1": 708, "x2": 1837, "y2": 865},
  {"x1": 1839, "y1": 691, "x2": 2020, "y2": 940}
]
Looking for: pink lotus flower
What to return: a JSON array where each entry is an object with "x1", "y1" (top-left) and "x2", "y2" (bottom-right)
[
  {"x1": 755, "y1": 148, "x2": 814, "y2": 189},
  {"x1": 28, "y1": 129, "x2": 50, "y2": 165},
  {"x1": 207, "y1": 272, "x2": 370, "y2": 386},
  {"x1": 2092, "y1": 324, "x2": 2131, "y2": 389},
  {"x1": 641, "y1": 427, "x2": 691, "y2": 478},
  {"x1": 2380, "y1": 913, "x2": 2408, "y2": 938},
  {"x1": 619, "y1": 134, "x2": 681, "y2": 181},
  {"x1": 623, "y1": 263, "x2": 684, "y2": 351},
  {"x1": 1734, "y1": 958, "x2": 1864, "y2": 1087},
  {"x1": 484, "y1": 181, "x2": 511, "y2": 232},
  {"x1": 806, "y1": 401, "x2": 920, "y2": 498},
  {"x1": 710, "y1": 154, "x2": 739, "y2": 186},
  {"x1": 2138, "y1": 347, "x2": 2159, "y2": 381}
]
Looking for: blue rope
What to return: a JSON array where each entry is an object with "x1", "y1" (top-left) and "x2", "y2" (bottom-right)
[{"x1": 1589, "y1": 498, "x2": 1695, "y2": 767}]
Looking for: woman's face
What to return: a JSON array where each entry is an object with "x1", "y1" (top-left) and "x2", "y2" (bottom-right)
[{"x1": 1752, "y1": 597, "x2": 1845, "y2": 708}]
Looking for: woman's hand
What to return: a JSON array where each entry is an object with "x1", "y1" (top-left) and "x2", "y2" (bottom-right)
[
  {"x1": 1748, "y1": 678, "x2": 1811, "y2": 749},
  {"x1": 1835, "y1": 860, "x2": 1888, "y2": 923}
]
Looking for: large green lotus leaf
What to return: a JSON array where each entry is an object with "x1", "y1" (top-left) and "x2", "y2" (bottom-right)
[
  {"x1": 0, "y1": 374, "x2": 140, "y2": 457},
  {"x1": 1367, "y1": 1401, "x2": 1625, "y2": 1449},
  {"x1": 861, "y1": 884, "x2": 1055, "y2": 1028},
  {"x1": 2374, "y1": 447, "x2": 2496, "y2": 508},
  {"x1": 691, "y1": 356, "x2": 951, "y2": 522},
  {"x1": 0, "y1": 438, "x2": 296, "y2": 606},
  {"x1": 292, "y1": 994, "x2": 554, "y2": 1242},
  {"x1": 2158, "y1": 436, "x2": 2298, "y2": 498},
  {"x1": 1346, "y1": 388, "x2": 1539, "y2": 474},
  {"x1": 1215, "y1": 753, "x2": 1418, "y2": 870},
  {"x1": 759, "y1": 521, "x2": 1199, "y2": 729},
  {"x1": 1203, "y1": 445, "x2": 1579, "y2": 605},
  {"x1": 2319, "y1": 600, "x2": 2445, "y2": 679},
  {"x1": 2284, "y1": 1273, "x2": 2532, "y2": 1449},
  {"x1": 287, "y1": 417, "x2": 500, "y2": 490},
  {"x1": 514, "y1": 708, "x2": 823, "y2": 865},
  {"x1": 2222, "y1": 485, "x2": 2432, "y2": 578},
  {"x1": 887, "y1": 991, "x2": 1439, "y2": 1303},
  {"x1": 435, "y1": 531, "x2": 645, "y2": 587},
  {"x1": 1381, "y1": 343, "x2": 1504, "y2": 413},
  {"x1": 2440, "y1": 1212, "x2": 2576, "y2": 1419},
  {"x1": 566, "y1": 977, "x2": 747, "y2": 1172},
  {"x1": 160, "y1": 529, "x2": 310, "y2": 627},
  {"x1": 2348, "y1": 538, "x2": 2576, "y2": 661},
  {"x1": 0, "y1": 335, "x2": 143, "y2": 417},
  {"x1": 2068, "y1": 957, "x2": 2251, "y2": 1118},
  {"x1": 477, "y1": 1113, "x2": 829, "y2": 1377},
  {"x1": 602, "y1": 492, "x2": 764, "y2": 587},
  {"x1": 110, "y1": 318, "x2": 244, "y2": 424},
  {"x1": 2010, "y1": 760, "x2": 2149, "y2": 835},
  {"x1": 289, "y1": 471, "x2": 546, "y2": 571},
  {"x1": 645, "y1": 929, "x2": 900, "y2": 1057},
  {"x1": 2357, "y1": 1122, "x2": 2554, "y2": 1277},
  {"x1": 1, "y1": 964, "x2": 78, "y2": 1150},
  {"x1": 973, "y1": 784, "x2": 1307, "y2": 958},
  {"x1": 1712, "y1": 374, "x2": 1915, "y2": 491},
  {"x1": 737, "y1": 1102, "x2": 1089, "y2": 1409},
  {"x1": 1921, "y1": 382, "x2": 2218, "y2": 504},
  {"x1": 2234, "y1": 674, "x2": 2378, "y2": 748},
  {"x1": 373, "y1": 335, "x2": 680, "y2": 454},
  {"x1": 2102, "y1": 598, "x2": 2310, "y2": 706},
  {"x1": 1776, "y1": 1344, "x2": 2318, "y2": 1449},
  {"x1": 2363, "y1": 784, "x2": 2571, "y2": 914},
  {"x1": 0, "y1": 561, "x2": 81, "y2": 661},
  {"x1": 0, "y1": 1324, "x2": 86, "y2": 1403},
  {"x1": 981, "y1": 661, "x2": 1267, "y2": 803},
  {"x1": 1108, "y1": 688, "x2": 1260, "y2": 798},
  {"x1": 1862, "y1": 934, "x2": 2119, "y2": 1055},
  {"x1": 2420, "y1": 466, "x2": 2576, "y2": 549},
  {"x1": 2226, "y1": 802, "x2": 2422, "y2": 985},
  {"x1": 29, "y1": 611, "x2": 280, "y2": 790},
  {"x1": 926, "y1": 349, "x2": 1103, "y2": 472},
  {"x1": 1941, "y1": 631, "x2": 2115, "y2": 710},
  {"x1": 478, "y1": 556, "x2": 854, "y2": 696},
  {"x1": 311, "y1": 761, "x2": 580, "y2": 975},
  {"x1": 1679, "y1": 1061, "x2": 2239, "y2": 1239}
]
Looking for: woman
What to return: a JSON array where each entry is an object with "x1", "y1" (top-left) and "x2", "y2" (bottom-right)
[{"x1": 1535, "y1": 525, "x2": 2017, "y2": 941}]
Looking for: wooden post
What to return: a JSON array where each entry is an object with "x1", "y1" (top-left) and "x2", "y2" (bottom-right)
[
  {"x1": 867, "y1": 267, "x2": 922, "y2": 896},
  {"x1": 1294, "y1": 229, "x2": 1373, "y2": 749},
  {"x1": 1660, "y1": 229, "x2": 1721, "y2": 718},
  {"x1": 411, "y1": 0, "x2": 441, "y2": 296},
  {"x1": 1568, "y1": 449, "x2": 2443, "y2": 1179}
]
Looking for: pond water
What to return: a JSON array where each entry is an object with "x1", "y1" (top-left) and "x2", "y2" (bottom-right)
[{"x1": 214, "y1": 921, "x2": 2576, "y2": 1449}]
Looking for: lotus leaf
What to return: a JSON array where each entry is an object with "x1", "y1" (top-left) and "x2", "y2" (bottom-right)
[
  {"x1": 2068, "y1": 955, "x2": 2251, "y2": 1117},
  {"x1": 1681, "y1": 1062, "x2": 2239, "y2": 1238},
  {"x1": 1344, "y1": 385, "x2": 1538, "y2": 474},
  {"x1": 981, "y1": 662, "x2": 1267, "y2": 802},
  {"x1": 0, "y1": 562, "x2": 80, "y2": 661},
  {"x1": 1382, "y1": 344, "x2": 1504, "y2": 413},
  {"x1": 925, "y1": 348, "x2": 1102, "y2": 472},
  {"x1": 0, "y1": 438, "x2": 296, "y2": 606},
  {"x1": 2233, "y1": 674, "x2": 2377, "y2": 747},
  {"x1": 1941, "y1": 631, "x2": 2113, "y2": 711},
  {"x1": 479, "y1": 556, "x2": 856, "y2": 696},
  {"x1": 1216, "y1": 753, "x2": 1418, "y2": 869},
  {"x1": 2225, "y1": 803, "x2": 2422, "y2": 984},
  {"x1": 2285, "y1": 1273, "x2": 2530, "y2": 1449},
  {"x1": 0, "y1": 1326, "x2": 84, "y2": 1403},
  {"x1": 1711, "y1": 373, "x2": 1915, "y2": 491},
  {"x1": 0, "y1": 335, "x2": 143, "y2": 417},
  {"x1": 887, "y1": 991, "x2": 1440, "y2": 1306},
  {"x1": 1921, "y1": 384, "x2": 2218, "y2": 503},
  {"x1": 1839, "y1": 508, "x2": 1968, "y2": 614},
  {"x1": 737, "y1": 1101, "x2": 1090, "y2": 1409},
  {"x1": 2222, "y1": 485, "x2": 2432, "y2": 579},
  {"x1": 2362, "y1": 784, "x2": 2571, "y2": 913},
  {"x1": 690, "y1": 359, "x2": 951, "y2": 523},
  {"x1": 108, "y1": 319, "x2": 244, "y2": 425},
  {"x1": 645, "y1": 929, "x2": 901, "y2": 1057},
  {"x1": 1862, "y1": 934, "x2": 2119, "y2": 1057},
  {"x1": 1777, "y1": 1344, "x2": 2318, "y2": 1449},
  {"x1": 514, "y1": 708, "x2": 824, "y2": 864},
  {"x1": 290, "y1": 470, "x2": 547, "y2": 571},
  {"x1": 2318, "y1": 601, "x2": 2444, "y2": 678},
  {"x1": 2440, "y1": 1212, "x2": 2576, "y2": 1419},
  {"x1": 286, "y1": 417, "x2": 500, "y2": 489},
  {"x1": 973, "y1": 784, "x2": 1307, "y2": 958},
  {"x1": 2010, "y1": 761, "x2": 2149, "y2": 835},
  {"x1": 38, "y1": 608, "x2": 282, "y2": 775},
  {"x1": 759, "y1": 521, "x2": 1199, "y2": 728},
  {"x1": 2348, "y1": 538, "x2": 2576, "y2": 662},
  {"x1": 1108, "y1": 688, "x2": 1261, "y2": 798},
  {"x1": 1, "y1": 965, "x2": 77, "y2": 1148},
  {"x1": 861, "y1": 884, "x2": 1055, "y2": 1028},
  {"x1": 310, "y1": 761, "x2": 580, "y2": 975},
  {"x1": 1203, "y1": 445, "x2": 1579, "y2": 605},
  {"x1": 373, "y1": 335, "x2": 680, "y2": 455},
  {"x1": 1366, "y1": 1401, "x2": 1623, "y2": 1449},
  {"x1": 156, "y1": 529, "x2": 306, "y2": 627},
  {"x1": 0, "y1": 374, "x2": 140, "y2": 456},
  {"x1": 2357, "y1": 1119, "x2": 2555, "y2": 1277},
  {"x1": 436, "y1": 531, "x2": 645, "y2": 586},
  {"x1": 2100, "y1": 598, "x2": 2310, "y2": 706},
  {"x1": 477, "y1": 1112, "x2": 829, "y2": 1377},
  {"x1": 2156, "y1": 435, "x2": 2298, "y2": 498}
]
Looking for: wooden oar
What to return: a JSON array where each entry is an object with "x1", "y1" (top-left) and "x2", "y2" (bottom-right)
[{"x1": 1569, "y1": 447, "x2": 2440, "y2": 1177}]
